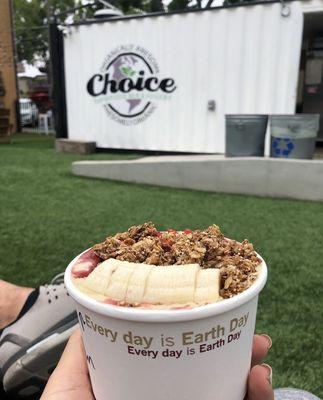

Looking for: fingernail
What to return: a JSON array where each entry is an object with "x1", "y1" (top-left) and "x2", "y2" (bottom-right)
[
  {"x1": 260, "y1": 334, "x2": 272, "y2": 349},
  {"x1": 261, "y1": 363, "x2": 273, "y2": 385}
]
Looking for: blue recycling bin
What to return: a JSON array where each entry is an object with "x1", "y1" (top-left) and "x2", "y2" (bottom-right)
[{"x1": 270, "y1": 114, "x2": 320, "y2": 159}]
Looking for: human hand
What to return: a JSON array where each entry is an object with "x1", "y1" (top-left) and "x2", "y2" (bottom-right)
[
  {"x1": 40, "y1": 330, "x2": 94, "y2": 400},
  {"x1": 41, "y1": 331, "x2": 273, "y2": 400},
  {"x1": 247, "y1": 334, "x2": 273, "y2": 400}
]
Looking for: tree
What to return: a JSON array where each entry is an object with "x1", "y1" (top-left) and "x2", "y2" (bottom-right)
[
  {"x1": 149, "y1": 0, "x2": 165, "y2": 12},
  {"x1": 13, "y1": 0, "x2": 82, "y2": 63},
  {"x1": 167, "y1": 0, "x2": 191, "y2": 11},
  {"x1": 13, "y1": 0, "x2": 256, "y2": 63},
  {"x1": 108, "y1": 0, "x2": 166, "y2": 13},
  {"x1": 14, "y1": 0, "x2": 166, "y2": 63},
  {"x1": 223, "y1": 0, "x2": 259, "y2": 4}
]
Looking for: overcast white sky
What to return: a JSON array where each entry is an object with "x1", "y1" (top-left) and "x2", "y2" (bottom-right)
[
  {"x1": 91, "y1": 0, "x2": 225, "y2": 8},
  {"x1": 163, "y1": 0, "x2": 224, "y2": 6}
]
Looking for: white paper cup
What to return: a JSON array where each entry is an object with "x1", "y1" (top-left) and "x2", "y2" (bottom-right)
[{"x1": 65, "y1": 251, "x2": 267, "y2": 400}]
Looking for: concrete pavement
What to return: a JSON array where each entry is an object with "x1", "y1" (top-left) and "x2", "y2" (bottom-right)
[{"x1": 72, "y1": 155, "x2": 323, "y2": 201}]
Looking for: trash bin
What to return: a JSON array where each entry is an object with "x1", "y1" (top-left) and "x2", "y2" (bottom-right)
[
  {"x1": 225, "y1": 115, "x2": 268, "y2": 157},
  {"x1": 270, "y1": 114, "x2": 320, "y2": 159}
]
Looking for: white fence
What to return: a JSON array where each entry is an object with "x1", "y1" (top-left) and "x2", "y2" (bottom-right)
[{"x1": 21, "y1": 109, "x2": 55, "y2": 135}]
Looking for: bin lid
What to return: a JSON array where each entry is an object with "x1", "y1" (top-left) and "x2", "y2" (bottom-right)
[
  {"x1": 226, "y1": 115, "x2": 268, "y2": 125},
  {"x1": 226, "y1": 114, "x2": 268, "y2": 119},
  {"x1": 270, "y1": 114, "x2": 320, "y2": 139}
]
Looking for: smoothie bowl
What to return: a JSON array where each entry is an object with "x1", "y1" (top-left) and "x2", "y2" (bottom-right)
[{"x1": 65, "y1": 223, "x2": 267, "y2": 400}]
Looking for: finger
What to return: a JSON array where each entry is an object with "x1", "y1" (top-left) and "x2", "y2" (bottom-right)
[
  {"x1": 55, "y1": 329, "x2": 89, "y2": 375},
  {"x1": 251, "y1": 334, "x2": 272, "y2": 367},
  {"x1": 41, "y1": 329, "x2": 94, "y2": 400},
  {"x1": 247, "y1": 364, "x2": 274, "y2": 400}
]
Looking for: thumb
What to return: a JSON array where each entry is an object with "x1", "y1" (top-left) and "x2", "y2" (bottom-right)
[
  {"x1": 41, "y1": 330, "x2": 94, "y2": 400},
  {"x1": 247, "y1": 364, "x2": 274, "y2": 400}
]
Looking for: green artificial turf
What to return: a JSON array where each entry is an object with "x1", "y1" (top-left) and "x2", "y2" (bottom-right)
[{"x1": 0, "y1": 134, "x2": 322, "y2": 396}]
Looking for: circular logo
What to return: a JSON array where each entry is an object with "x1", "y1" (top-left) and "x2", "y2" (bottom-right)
[
  {"x1": 105, "y1": 52, "x2": 154, "y2": 119},
  {"x1": 87, "y1": 45, "x2": 177, "y2": 125},
  {"x1": 272, "y1": 137, "x2": 294, "y2": 158}
]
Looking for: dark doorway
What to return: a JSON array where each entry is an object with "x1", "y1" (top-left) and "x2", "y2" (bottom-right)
[{"x1": 297, "y1": 12, "x2": 323, "y2": 143}]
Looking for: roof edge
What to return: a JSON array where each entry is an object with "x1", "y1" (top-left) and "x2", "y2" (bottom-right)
[{"x1": 63, "y1": 0, "x2": 297, "y2": 28}]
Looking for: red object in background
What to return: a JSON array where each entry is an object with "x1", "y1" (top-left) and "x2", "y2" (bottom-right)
[
  {"x1": 21, "y1": 74, "x2": 52, "y2": 112},
  {"x1": 30, "y1": 92, "x2": 48, "y2": 101},
  {"x1": 29, "y1": 91, "x2": 52, "y2": 112}
]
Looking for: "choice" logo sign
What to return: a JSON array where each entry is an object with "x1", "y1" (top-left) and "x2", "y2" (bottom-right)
[{"x1": 86, "y1": 46, "x2": 177, "y2": 125}]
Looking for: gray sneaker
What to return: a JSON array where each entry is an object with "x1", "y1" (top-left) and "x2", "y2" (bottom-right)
[
  {"x1": 274, "y1": 388, "x2": 321, "y2": 399},
  {"x1": 0, "y1": 283, "x2": 77, "y2": 398}
]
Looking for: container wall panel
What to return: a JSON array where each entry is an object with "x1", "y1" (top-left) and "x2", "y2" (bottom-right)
[{"x1": 64, "y1": 1, "x2": 307, "y2": 152}]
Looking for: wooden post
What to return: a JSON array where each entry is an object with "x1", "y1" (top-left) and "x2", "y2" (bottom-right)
[{"x1": 0, "y1": 0, "x2": 18, "y2": 141}]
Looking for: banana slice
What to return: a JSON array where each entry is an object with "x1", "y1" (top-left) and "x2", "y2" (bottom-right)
[
  {"x1": 125, "y1": 263, "x2": 153, "y2": 304},
  {"x1": 194, "y1": 268, "x2": 220, "y2": 304},
  {"x1": 74, "y1": 258, "x2": 221, "y2": 307},
  {"x1": 105, "y1": 260, "x2": 136, "y2": 301},
  {"x1": 77, "y1": 259, "x2": 117, "y2": 295},
  {"x1": 143, "y1": 264, "x2": 198, "y2": 305}
]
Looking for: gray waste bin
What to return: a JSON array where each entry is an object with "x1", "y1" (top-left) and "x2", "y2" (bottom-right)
[
  {"x1": 270, "y1": 114, "x2": 320, "y2": 159},
  {"x1": 225, "y1": 115, "x2": 268, "y2": 157}
]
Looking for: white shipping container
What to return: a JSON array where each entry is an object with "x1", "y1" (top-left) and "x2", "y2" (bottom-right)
[{"x1": 63, "y1": 0, "x2": 323, "y2": 153}]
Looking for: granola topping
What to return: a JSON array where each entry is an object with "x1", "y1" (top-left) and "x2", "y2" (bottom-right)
[{"x1": 92, "y1": 222, "x2": 262, "y2": 299}]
